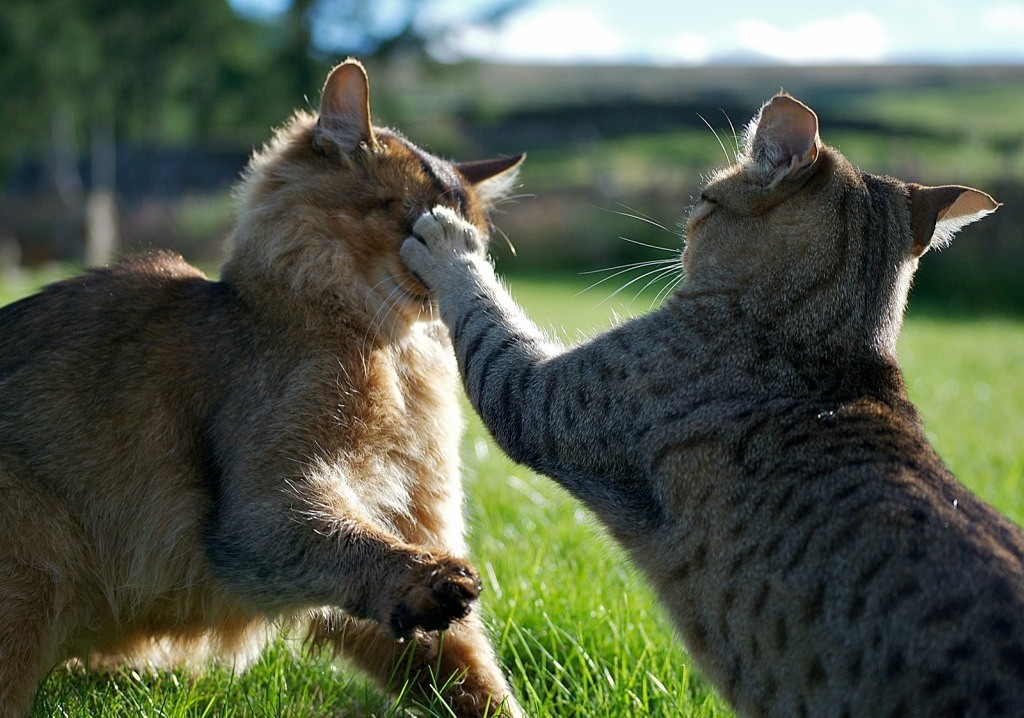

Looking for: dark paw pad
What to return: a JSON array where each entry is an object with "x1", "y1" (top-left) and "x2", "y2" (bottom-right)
[{"x1": 390, "y1": 557, "x2": 482, "y2": 638}]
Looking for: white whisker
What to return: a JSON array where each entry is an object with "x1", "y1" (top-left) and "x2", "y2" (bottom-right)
[
  {"x1": 617, "y1": 235, "x2": 680, "y2": 253},
  {"x1": 361, "y1": 277, "x2": 398, "y2": 331},
  {"x1": 580, "y1": 257, "x2": 678, "y2": 276},
  {"x1": 635, "y1": 264, "x2": 682, "y2": 300},
  {"x1": 593, "y1": 262, "x2": 684, "y2": 308},
  {"x1": 492, "y1": 192, "x2": 535, "y2": 206},
  {"x1": 699, "y1": 113, "x2": 732, "y2": 168},
  {"x1": 721, "y1": 110, "x2": 740, "y2": 163},
  {"x1": 614, "y1": 201, "x2": 662, "y2": 224},
  {"x1": 361, "y1": 278, "x2": 408, "y2": 353},
  {"x1": 576, "y1": 259, "x2": 679, "y2": 297},
  {"x1": 630, "y1": 267, "x2": 681, "y2": 305},
  {"x1": 360, "y1": 278, "x2": 396, "y2": 351},
  {"x1": 574, "y1": 201, "x2": 686, "y2": 310},
  {"x1": 362, "y1": 276, "x2": 397, "y2": 312},
  {"x1": 490, "y1": 223, "x2": 517, "y2": 257},
  {"x1": 592, "y1": 204, "x2": 678, "y2": 237},
  {"x1": 652, "y1": 272, "x2": 685, "y2": 309}
]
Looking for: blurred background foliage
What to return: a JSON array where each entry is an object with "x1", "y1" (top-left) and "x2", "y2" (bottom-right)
[{"x1": 0, "y1": 0, "x2": 1021, "y2": 313}]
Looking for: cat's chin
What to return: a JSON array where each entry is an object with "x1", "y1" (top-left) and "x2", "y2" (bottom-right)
[
  {"x1": 401, "y1": 291, "x2": 437, "y2": 321},
  {"x1": 365, "y1": 276, "x2": 435, "y2": 324},
  {"x1": 399, "y1": 283, "x2": 435, "y2": 316}
]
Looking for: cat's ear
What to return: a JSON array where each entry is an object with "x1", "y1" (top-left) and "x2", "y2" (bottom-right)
[
  {"x1": 907, "y1": 184, "x2": 999, "y2": 256},
  {"x1": 316, "y1": 59, "x2": 374, "y2": 153},
  {"x1": 747, "y1": 94, "x2": 820, "y2": 187},
  {"x1": 455, "y1": 153, "x2": 525, "y2": 206},
  {"x1": 454, "y1": 154, "x2": 525, "y2": 185}
]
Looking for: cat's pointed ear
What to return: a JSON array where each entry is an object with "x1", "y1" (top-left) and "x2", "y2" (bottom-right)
[
  {"x1": 907, "y1": 184, "x2": 999, "y2": 256},
  {"x1": 455, "y1": 153, "x2": 525, "y2": 207},
  {"x1": 747, "y1": 94, "x2": 820, "y2": 187},
  {"x1": 316, "y1": 59, "x2": 374, "y2": 152},
  {"x1": 454, "y1": 154, "x2": 525, "y2": 185}
]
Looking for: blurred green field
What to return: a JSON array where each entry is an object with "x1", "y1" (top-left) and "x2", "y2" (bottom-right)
[
  {"x1": 832, "y1": 81, "x2": 1024, "y2": 142},
  {"x1": 7, "y1": 266, "x2": 1023, "y2": 717},
  {"x1": 9, "y1": 63, "x2": 1021, "y2": 312}
]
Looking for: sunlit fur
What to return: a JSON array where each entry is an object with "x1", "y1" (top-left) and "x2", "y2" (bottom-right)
[
  {"x1": 224, "y1": 109, "x2": 512, "y2": 331},
  {"x1": 0, "y1": 61, "x2": 523, "y2": 718},
  {"x1": 402, "y1": 92, "x2": 1018, "y2": 718}
]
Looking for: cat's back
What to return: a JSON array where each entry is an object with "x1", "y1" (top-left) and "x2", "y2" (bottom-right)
[
  {"x1": 0, "y1": 253, "x2": 255, "y2": 620},
  {"x1": 0, "y1": 252, "x2": 252, "y2": 483},
  {"x1": 1, "y1": 252, "x2": 231, "y2": 366},
  {"x1": 736, "y1": 419, "x2": 1024, "y2": 718},
  {"x1": 626, "y1": 327, "x2": 1024, "y2": 716}
]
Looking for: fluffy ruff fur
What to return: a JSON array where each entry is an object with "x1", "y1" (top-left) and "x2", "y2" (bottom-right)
[{"x1": 0, "y1": 60, "x2": 524, "y2": 718}]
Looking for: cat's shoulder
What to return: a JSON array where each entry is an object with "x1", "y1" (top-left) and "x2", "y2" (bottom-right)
[
  {"x1": 7, "y1": 250, "x2": 212, "y2": 305},
  {"x1": 112, "y1": 250, "x2": 208, "y2": 280},
  {"x1": 0, "y1": 252, "x2": 238, "y2": 355},
  {"x1": 85, "y1": 250, "x2": 218, "y2": 301}
]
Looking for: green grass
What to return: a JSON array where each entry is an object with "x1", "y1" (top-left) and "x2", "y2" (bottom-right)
[
  {"x1": 7, "y1": 269, "x2": 1023, "y2": 717},
  {"x1": 521, "y1": 131, "x2": 727, "y2": 193},
  {"x1": 0, "y1": 265, "x2": 77, "y2": 306},
  {"x1": 900, "y1": 313, "x2": 1024, "y2": 523},
  {"x1": 835, "y1": 81, "x2": 1024, "y2": 141}
]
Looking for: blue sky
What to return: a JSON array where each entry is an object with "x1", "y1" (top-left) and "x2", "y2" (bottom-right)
[
  {"x1": 438, "y1": 0, "x2": 1024, "y2": 64},
  {"x1": 234, "y1": 0, "x2": 1024, "y2": 65}
]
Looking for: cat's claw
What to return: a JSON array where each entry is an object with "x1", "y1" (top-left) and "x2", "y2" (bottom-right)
[
  {"x1": 415, "y1": 206, "x2": 485, "y2": 255},
  {"x1": 402, "y1": 207, "x2": 485, "y2": 289},
  {"x1": 388, "y1": 555, "x2": 482, "y2": 639}
]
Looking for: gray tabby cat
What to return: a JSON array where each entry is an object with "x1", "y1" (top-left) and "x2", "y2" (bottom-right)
[{"x1": 401, "y1": 93, "x2": 1024, "y2": 717}]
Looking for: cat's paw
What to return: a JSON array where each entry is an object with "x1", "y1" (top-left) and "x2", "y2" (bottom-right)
[
  {"x1": 401, "y1": 207, "x2": 484, "y2": 288},
  {"x1": 388, "y1": 554, "x2": 482, "y2": 639},
  {"x1": 414, "y1": 206, "x2": 485, "y2": 255}
]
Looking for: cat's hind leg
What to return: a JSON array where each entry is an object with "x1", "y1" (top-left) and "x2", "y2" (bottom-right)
[
  {"x1": 0, "y1": 564, "x2": 63, "y2": 718},
  {"x1": 310, "y1": 610, "x2": 524, "y2": 718},
  {"x1": 0, "y1": 474, "x2": 82, "y2": 718}
]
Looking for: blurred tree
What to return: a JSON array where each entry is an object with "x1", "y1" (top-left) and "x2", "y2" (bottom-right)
[
  {"x1": 275, "y1": 0, "x2": 528, "y2": 61},
  {"x1": 0, "y1": 0, "x2": 293, "y2": 263},
  {"x1": 0, "y1": 0, "x2": 530, "y2": 263}
]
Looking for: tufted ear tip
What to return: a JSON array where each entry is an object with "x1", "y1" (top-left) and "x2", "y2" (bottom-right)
[
  {"x1": 908, "y1": 184, "x2": 999, "y2": 256},
  {"x1": 454, "y1": 154, "x2": 525, "y2": 209},
  {"x1": 453, "y1": 154, "x2": 525, "y2": 185}
]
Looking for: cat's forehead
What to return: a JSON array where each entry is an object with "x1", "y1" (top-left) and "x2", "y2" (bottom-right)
[
  {"x1": 706, "y1": 163, "x2": 745, "y2": 186},
  {"x1": 378, "y1": 128, "x2": 469, "y2": 211}
]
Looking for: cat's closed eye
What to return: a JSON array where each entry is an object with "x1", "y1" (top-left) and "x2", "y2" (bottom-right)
[
  {"x1": 687, "y1": 194, "x2": 718, "y2": 232},
  {"x1": 356, "y1": 196, "x2": 407, "y2": 221}
]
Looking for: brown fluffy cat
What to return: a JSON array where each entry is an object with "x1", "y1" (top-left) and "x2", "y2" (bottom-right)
[
  {"x1": 0, "y1": 60, "x2": 525, "y2": 718},
  {"x1": 401, "y1": 94, "x2": 1024, "y2": 717}
]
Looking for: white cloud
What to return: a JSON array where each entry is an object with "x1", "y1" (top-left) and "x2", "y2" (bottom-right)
[
  {"x1": 980, "y1": 2, "x2": 1024, "y2": 34},
  {"x1": 445, "y1": 5, "x2": 628, "y2": 63},
  {"x1": 646, "y1": 32, "x2": 713, "y2": 65},
  {"x1": 638, "y1": 11, "x2": 890, "y2": 65},
  {"x1": 444, "y1": 4, "x2": 891, "y2": 66},
  {"x1": 730, "y1": 12, "x2": 888, "y2": 64}
]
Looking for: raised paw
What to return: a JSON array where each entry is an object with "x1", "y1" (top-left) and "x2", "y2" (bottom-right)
[
  {"x1": 388, "y1": 555, "x2": 482, "y2": 639},
  {"x1": 401, "y1": 207, "x2": 485, "y2": 291},
  {"x1": 412, "y1": 206, "x2": 485, "y2": 255}
]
